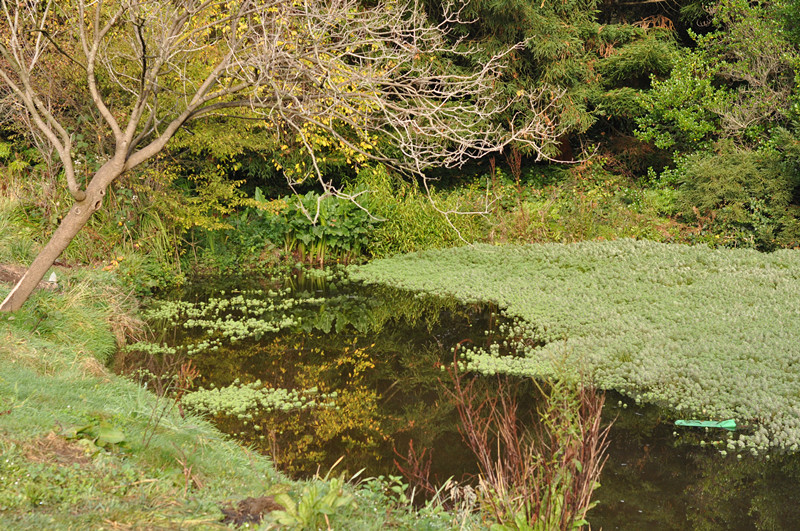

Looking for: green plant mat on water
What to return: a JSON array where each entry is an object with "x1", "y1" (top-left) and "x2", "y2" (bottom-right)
[{"x1": 350, "y1": 239, "x2": 800, "y2": 453}]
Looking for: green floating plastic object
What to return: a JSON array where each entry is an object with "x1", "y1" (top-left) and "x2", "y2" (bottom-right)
[{"x1": 675, "y1": 419, "x2": 737, "y2": 431}]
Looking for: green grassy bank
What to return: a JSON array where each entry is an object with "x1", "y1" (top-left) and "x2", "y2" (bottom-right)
[{"x1": 0, "y1": 271, "x2": 280, "y2": 528}]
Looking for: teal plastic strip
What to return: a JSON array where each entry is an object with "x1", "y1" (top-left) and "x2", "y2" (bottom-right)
[{"x1": 675, "y1": 419, "x2": 737, "y2": 431}]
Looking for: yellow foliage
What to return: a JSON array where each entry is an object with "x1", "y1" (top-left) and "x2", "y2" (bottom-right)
[
  {"x1": 129, "y1": 159, "x2": 247, "y2": 231},
  {"x1": 247, "y1": 340, "x2": 387, "y2": 476}
]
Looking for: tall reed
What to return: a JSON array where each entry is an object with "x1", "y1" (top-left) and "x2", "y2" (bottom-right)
[{"x1": 447, "y1": 363, "x2": 610, "y2": 529}]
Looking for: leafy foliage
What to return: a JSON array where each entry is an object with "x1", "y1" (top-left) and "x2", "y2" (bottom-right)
[
  {"x1": 266, "y1": 190, "x2": 378, "y2": 264},
  {"x1": 354, "y1": 165, "x2": 488, "y2": 257},
  {"x1": 269, "y1": 474, "x2": 356, "y2": 529},
  {"x1": 595, "y1": 37, "x2": 675, "y2": 86},
  {"x1": 456, "y1": 0, "x2": 681, "y2": 153},
  {"x1": 637, "y1": 0, "x2": 800, "y2": 152},
  {"x1": 447, "y1": 368, "x2": 608, "y2": 530},
  {"x1": 486, "y1": 163, "x2": 681, "y2": 244},
  {"x1": 700, "y1": 0, "x2": 799, "y2": 138},
  {"x1": 675, "y1": 142, "x2": 800, "y2": 250},
  {"x1": 636, "y1": 51, "x2": 727, "y2": 152}
]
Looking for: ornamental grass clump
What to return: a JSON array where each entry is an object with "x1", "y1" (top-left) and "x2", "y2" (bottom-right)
[{"x1": 350, "y1": 239, "x2": 800, "y2": 452}]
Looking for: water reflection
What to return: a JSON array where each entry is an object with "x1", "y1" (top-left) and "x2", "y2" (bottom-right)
[
  {"x1": 121, "y1": 271, "x2": 800, "y2": 529},
  {"x1": 149, "y1": 274, "x2": 499, "y2": 478},
  {"x1": 594, "y1": 397, "x2": 800, "y2": 530}
]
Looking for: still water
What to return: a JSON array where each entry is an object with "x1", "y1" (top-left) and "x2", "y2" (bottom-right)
[{"x1": 124, "y1": 269, "x2": 800, "y2": 529}]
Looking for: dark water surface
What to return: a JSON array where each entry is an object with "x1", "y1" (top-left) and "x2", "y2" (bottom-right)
[
  {"x1": 128, "y1": 271, "x2": 800, "y2": 529},
  {"x1": 593, "y1": 398, "x2": 800, "y2": 529}
]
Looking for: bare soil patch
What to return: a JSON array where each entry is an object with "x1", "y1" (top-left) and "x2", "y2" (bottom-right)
[
  {"x1": 221, "y1": 496, "x2": 284, "y2": 526},
  {"x1": 24, "y1": 432, "x2": 92, "y2": 467}
]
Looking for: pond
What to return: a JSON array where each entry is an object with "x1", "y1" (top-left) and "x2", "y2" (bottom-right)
[{"x1": 117, "y1": 269, "x2": 800, "y2": 529}]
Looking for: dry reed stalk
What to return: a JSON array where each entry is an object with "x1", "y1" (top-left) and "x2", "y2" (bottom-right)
[{"x1": 446, "y1": 358, "x2": 610, "y2": 529}]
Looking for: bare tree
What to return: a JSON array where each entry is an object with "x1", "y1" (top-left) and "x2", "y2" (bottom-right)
[{"x1": 0, "y1": 0, "x2": 567, "y2": 312}]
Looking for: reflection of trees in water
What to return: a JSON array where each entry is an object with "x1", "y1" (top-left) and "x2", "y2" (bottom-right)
[
  {"x1": 592, "y1": 397, "x2": 800, "y2": 530},
  {"x1": 688, "y1": 452, "x2": 800, "y2": 530},
  {"x1": 591, "y1": 399, "x2": 694, "y2": 530},
  {"x1": 186, "y1": 282, "x2": 499, "y2": 478}
]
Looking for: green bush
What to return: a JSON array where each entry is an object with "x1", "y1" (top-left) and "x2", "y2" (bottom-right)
[
  {"x1": 597, "y1": 37, "x2": 675, "y2": 85},
  {"x1": 488, "y1": 164, "x2": 680, "y2": 244},
  {"x1": 676, "y1": 144, "x2": 800, "y2": 250},
  {"x1": 636, "y1": 51, "x2": 727, "y2": 153},
  {"x1": 352, "y1": 165, "x2": 488, "y2": 257},
  {"x1": 257, "y1": 189, "x2": 378, "y2": 264}
]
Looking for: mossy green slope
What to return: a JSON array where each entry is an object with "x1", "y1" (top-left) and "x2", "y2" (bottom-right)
[
  {"x1": 0, "y1": 278, "x2": 280, "y2": 528},
  {"x1": 351, "y1": 240, "x2": 800, "y2": 452}
]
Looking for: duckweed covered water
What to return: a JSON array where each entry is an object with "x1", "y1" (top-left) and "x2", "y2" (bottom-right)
[{"x1": 123, "y1": 268, "x2": 800, "y2": 529}]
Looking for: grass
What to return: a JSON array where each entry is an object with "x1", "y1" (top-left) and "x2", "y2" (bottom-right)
[
  {"x1": 0, "y1": 199, "x2": 38, "y2": 265},
  {"x1": 484, "y1": 167, "x2": 682, "y2": 246},
  {"x1": 350, "y1": 162, "x2": 687, "y2": 261},
  {"x1": 0, "y1": 269, "x2": 281, "y2": 528}
]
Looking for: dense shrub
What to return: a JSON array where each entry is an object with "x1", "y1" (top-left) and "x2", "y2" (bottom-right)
[
  {"x1": 488, "y1": 164, "x2": 681, "y2": 244},
  {"x1": 266, "y1": 190, "x2": 377, "y2": 264},
  {"x1": 351, "y1": 165, "x2": 488, "y2": 258},
  {"x1": 676, "y1": 144, "x2": 800, "y2": 250}
]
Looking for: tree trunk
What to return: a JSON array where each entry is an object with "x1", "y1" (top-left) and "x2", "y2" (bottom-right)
[
  {"x1": 0, "y1": 174, "x2": 113, "y2": 312},
  {"x1": 557, "y1": 135, "x2": 573, "y2": 162}
]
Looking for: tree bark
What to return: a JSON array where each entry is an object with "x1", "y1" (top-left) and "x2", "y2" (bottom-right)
[{"x1": 0, "y1": 168, "x2": 115, "y2": 312}]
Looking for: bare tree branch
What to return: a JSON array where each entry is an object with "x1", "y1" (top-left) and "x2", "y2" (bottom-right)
[{"x1": 0, "y1": 0, "x2": 569, "y2": 311}]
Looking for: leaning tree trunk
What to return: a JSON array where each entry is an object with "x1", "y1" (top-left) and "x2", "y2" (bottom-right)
[{"x1": 0, "y1": 165, "x2": 118, "y2": 312}]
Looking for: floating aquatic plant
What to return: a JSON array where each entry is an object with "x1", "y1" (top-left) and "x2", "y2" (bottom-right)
[
  {"x1": 350, "y1": 239, "x2": 800, "y2": 452},
  {"x1": 182, "y1": 380, "x2": 336, "y2": 419}
]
